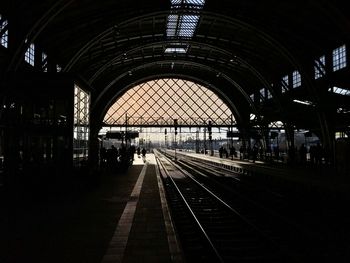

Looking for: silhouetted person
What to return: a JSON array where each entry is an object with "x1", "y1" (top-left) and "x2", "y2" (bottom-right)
[
  {"x1": 129, "y1": 145, "x2": 136, "y2": 160},
  {"x1": 219, "y1": 146, "x2": 223, "y2": 158},
  {"x1": 137, "y1": 147, "x2": 141, "y2": 156},
  {"x1": 273, "y1": 146, "x2": 279, "y2": 161},
  {"x1": 119, "y1": 144, "x2": 127, "y2": 163},
  {"x1": 100, "y1": 146, "x2": 107, "y2": 167},
  {"x1": 230, "y1": 146, "x2": 236, "y2": 159},
  {"x1": 252, "y1": 145, "x2": 258, "y2": 163},
  {"x1": 299, "y1": 144, "x2": 307, "y2": 164},
  {"x1": 260, "y1": 147, "x2": 264, "y2": 161},
  {"x1": 224, "y1": 148, "x2": 229, "y2": 158},
  {"x1": 315, "y1": 143, "x2": 323, "y2": 165},
  {"x1": 247, "y1": 146, "x2": 252, "y2": 161},
  {"x1": 309, "y1": 145, "x2": 315, "y2": 164},
  {"x1": 287, "y1": 146, "x2": 297, "y2": 164},
  {"x1": 239, "y1": 145, "x2": 244, "y2": 160}
]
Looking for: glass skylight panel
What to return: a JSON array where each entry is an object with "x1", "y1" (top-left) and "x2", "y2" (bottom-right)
[
  {"x1": 292, "y1": 70, "x2": 301, "y2": 88},
  {"x1": 0, "y1": 15, "x2": 8, "y2": 48},
  {"x1": 171, "y1": 0, "x2": 205, "y2": 9},
  {"x1": 330, "y1": 86, "x2": 350, "y2": 96},
  {"x1": 42, "y1": 52, "x2": 48, "y2": 72},
  {"x1": 190, "y1": 0, "x2": 205, "y2": 4},
  {"x1": 166, "y1": 14, "x2": 199, "y2": 38},
  {"x1": 166, "y1": 15, "x2": 179, "y2": 37},
  {"x1": 315, "y1": 55, "x2": 325, "y2": 79},
  {"x1": 281, "y1": 75, "x2": 289, "y2": 93},
  {"x1": 332, "y1": 44, "x2": 346, "y2": 71},
  {"x1": 166, "y1": 0, "x2": 205, "y2": 53},
  {"x1": 267, "y1": 88, "x2": 272, "y2": 99},
  {"x1": 259, "y1": 88, "x2": 265, "y2": 102},
  {"x1": 178, "y1": 15, "x2": 199, "y2": 37},
  {"x1": 165, "y1": 47, "x2": 187, "y2": 53},
  {"x1": 24, "y1": 43, "x2": 35, "y2": 66},
  {"x1": 268, "y1": 121, "x2": 284, "y2": 128},
  {"x1": 42, "y1": 52, "x2": 47, "y2": 61}
]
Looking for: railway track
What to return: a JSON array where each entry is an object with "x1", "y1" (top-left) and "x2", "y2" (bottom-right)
[
  {"x1": 155, "y1": 149, "x2": 299, "y2": 262},
  {"x1": 172, "y1": 151, "x2": 349, "y2": 248}
]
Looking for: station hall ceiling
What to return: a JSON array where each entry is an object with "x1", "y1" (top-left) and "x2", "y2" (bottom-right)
[{"x1": 1, "y1": 0, "x2": 350, "y2": 130}]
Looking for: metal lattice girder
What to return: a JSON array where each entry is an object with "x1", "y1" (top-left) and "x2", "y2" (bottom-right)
[{"x1": 103, "y1": 78, "x2": 235, "y2": 127}]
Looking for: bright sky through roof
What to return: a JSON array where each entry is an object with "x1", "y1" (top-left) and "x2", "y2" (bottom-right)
[
  {"x1": 171, "y1": 0, "x2": 205, "y2": 7},
  {"x1": 165, "y1": 0, "x2": 205, "y2": 53},
  {"x1": 165, "y1": 47, "x2": 187, "y2": 53},
  {"x1": 331, "y1": 86, "x2": 350, "y2": 96},
  {"x1": 103, "y1": 78, "x2": 234, "y2": 127}
]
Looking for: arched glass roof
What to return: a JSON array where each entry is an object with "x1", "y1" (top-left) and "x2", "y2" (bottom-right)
[{"x1": 103, "y1": 78, "x2": 234, "y2": 127}]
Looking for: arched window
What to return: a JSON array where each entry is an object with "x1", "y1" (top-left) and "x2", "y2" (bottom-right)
[{"x1": 104, "y1": 78, "x2": 234, "y2": 127}]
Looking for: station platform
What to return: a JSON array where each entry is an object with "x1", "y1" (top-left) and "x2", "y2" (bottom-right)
[
  {"x1": 1, "y1": 154, "x2": 182, "y2": 263},
  {"x1": 171, "y1": 150, "x2": 350, "y2": 200},
  {"x1": 1, "y1": 150, "x2": 349, "y2": 263}
]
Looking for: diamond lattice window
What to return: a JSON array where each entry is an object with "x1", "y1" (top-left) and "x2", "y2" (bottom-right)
[{"x1": 104, "y1": 78, "x2": 234, "y2": 126}]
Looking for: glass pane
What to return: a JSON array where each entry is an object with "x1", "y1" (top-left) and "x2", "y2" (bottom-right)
[
  {"x1": 103, "y1": 78, "x2": 234, "y2": 126},
  {"x1": 73, "y1": 84, "x2": 90, "y2": 166}
]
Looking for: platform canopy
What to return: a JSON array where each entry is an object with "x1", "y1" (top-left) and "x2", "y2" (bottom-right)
[{"x1": 103, "y1": 78, "x2": 235, "y2": 127}]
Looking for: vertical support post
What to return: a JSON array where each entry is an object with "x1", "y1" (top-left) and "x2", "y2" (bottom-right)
[
  {"x1": 231, "y1": 115, "x2": 234, "y2": 159},
  {"x1": 208, "y1": 120, "x2": 213, "y2": 156},
  {"x1": 195, "y1": 127, "x2": 199, "y2": 153},
  {"x1": 174, "y1": 119, "x2": 178, "y2": 161},
  {"x1": 204, "y1": 125, "x2": 207, "y2": 154},
  {"x1": 125, "y1": 113, "x2": 128, "y2": 148}
]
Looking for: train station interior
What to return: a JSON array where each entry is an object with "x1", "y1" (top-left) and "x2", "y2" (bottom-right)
[{"x1": 1, "y1": 1, "x2": 350, "y2": 262}]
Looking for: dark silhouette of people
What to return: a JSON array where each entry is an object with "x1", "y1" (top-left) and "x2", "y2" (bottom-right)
[
  {"x1": 230, "y1": 146, "x2": 236, "y2": 159},
  {"x1": 315, "y1": 143, "x2": 323, "y2": 165},
  {"x1": 219, "y1": 146, "x2": 223, "y2": 158},
  {"x1": 100, "y1": 146, "x2": 107, "y2": 167},
  {"x1": 287, "y1": 146, "x2": 296, "y2": 164},
  {"x1": 141, "y1": 148, "x2": 146, "y2": 157},
  {"x1": 224, "y1": 148, "x2": 229, "y2": 158},
  {"x1": 129, "y1": 145, "x2": 136, "y2": 160},
  {"x1": 309, "y1": 145, "x2": 316, "y2": 164},
  {"x1": 259, "y1": 147, "x2": 264, "y2": 161},
  {"x1": 106, "y1": 145, "x2": 118, "y2": 169},
  {"x1": 273, "y1": 146, "x2": 279, "y2": 161},
  {"x1": 239, "y1": 145, "x2": 244, "y2": 160},
  {"x1": 137, "y1": 147, "x2": 141, "y2": 156},
  {"x1": 252, "y1": 145, "x2": 258, "y2": 163},
  {"x1": 299, "y1": 143, "x2": 307, "y2": 164}
]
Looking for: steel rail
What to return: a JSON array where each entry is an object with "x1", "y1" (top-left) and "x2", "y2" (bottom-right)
[{"x1": 155, "y1": 151, "x2": 224, "y2": 263}]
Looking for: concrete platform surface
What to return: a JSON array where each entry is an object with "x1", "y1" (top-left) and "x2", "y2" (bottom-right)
[{"x1": 0, "y1": 154, "x2": 181, "y2": 263}]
